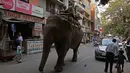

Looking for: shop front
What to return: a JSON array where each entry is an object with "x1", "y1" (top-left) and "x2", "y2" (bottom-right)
[{"x1": 0, "y1": 10, "x2": 45, "y2": 60}]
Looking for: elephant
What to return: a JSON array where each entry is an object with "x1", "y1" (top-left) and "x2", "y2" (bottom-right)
[{"x1": 38, "y1": 13, "x2": 84, "y2": 72}]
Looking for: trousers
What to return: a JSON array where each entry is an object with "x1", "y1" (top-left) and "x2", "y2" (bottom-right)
[
  {"x1": 126, "y1": 47, "x2": 130, "y2": 61},
  {"x1": 104, "y1": 52, "x2": 114, "y2": 73}
]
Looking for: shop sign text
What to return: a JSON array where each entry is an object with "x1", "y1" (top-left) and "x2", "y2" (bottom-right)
[
  {"x1": 32, "y1": 5, "x2": 43, "y2": 18},
  {"x1": 4, "y1": 10, "x2": 45, "y2": 23},
  {"x1": 0, "y1": 0, "x2": 44, "y2": 18},
  {"x1": 27, "y1": 40, "x2": 43, "y2": 54},
  {"x1": 15, "y1": 0, "x2": 32, "y2": 15},
  {"x1": 0, "y1": 0, "x2": 15, "y2": 10}
]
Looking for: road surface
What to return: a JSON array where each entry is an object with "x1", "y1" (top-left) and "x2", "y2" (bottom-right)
[{"x1": 0, "y1": 43, "x2": 130, "y2": 73}]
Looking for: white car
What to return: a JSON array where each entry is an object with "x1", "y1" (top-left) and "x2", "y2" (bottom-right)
[{"x1": 95, "y1": 38, "x2": 122, "y2": 60}]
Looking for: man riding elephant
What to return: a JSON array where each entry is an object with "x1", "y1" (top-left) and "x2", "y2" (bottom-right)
[{"x1": 38, "y1": 4, "x2": 84, "y2": 72}]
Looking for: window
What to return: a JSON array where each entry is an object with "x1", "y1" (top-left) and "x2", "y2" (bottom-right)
[
  {"x1": 20, "y1": 0, "x2": 29, "y2": 3},
  {"x1": 86, "y1": 1, "x2": 90, "y2": 9},
  {"x1": 102, "y1": 39, "x2": 112, "y2": 46}
]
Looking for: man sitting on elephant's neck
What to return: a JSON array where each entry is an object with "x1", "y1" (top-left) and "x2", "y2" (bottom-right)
[{"x1": 59, "y1": 5, "x2": 82, "y2": 28}]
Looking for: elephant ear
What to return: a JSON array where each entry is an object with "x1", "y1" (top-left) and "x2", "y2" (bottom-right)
[{"x1": 96, "y1": 0, "x2": 110, "y2": 5}]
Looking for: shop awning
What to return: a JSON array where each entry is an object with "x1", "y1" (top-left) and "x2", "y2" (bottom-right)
[
  {"x1": 2, "y1": 10, "x2": 45, "y2": 24},
  {"x1": 2, "y1": 17, "x2": 25, "y2": 23}
]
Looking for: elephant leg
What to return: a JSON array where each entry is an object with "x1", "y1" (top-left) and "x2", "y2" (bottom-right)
[
  {"x1": 54, "y1": 38, "x2": 71, "y2": 72},
  {"x1": 38, "y1": 37, "x2": 53, "y2": 72},
  {"x1": 72, "y1": 43, "x2": 80, "y2": 62},
  {"x1": 54, "y1": 44, "x2": 69, "y2": 72},
  {"x1": 55, "y1": 43, "x2": 65, "y2": 67}
]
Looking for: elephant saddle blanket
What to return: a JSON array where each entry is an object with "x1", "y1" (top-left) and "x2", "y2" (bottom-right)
[{"x1": 59, "y1": 14, "x2": 81, "y2": 28}]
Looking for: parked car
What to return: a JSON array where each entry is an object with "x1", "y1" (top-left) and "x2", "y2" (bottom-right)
[{"x1": 95, "y1": 38, "x2": 122, "y2": 60}]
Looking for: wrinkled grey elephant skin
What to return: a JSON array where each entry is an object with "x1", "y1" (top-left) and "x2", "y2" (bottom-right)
[{"x1": 39, "y1": 15, "x2": 84, "y2": 72}]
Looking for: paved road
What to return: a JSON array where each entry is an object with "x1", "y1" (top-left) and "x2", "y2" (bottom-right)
[{"x1": 0, "y1": 43, "x2": 130, "y2": 73}]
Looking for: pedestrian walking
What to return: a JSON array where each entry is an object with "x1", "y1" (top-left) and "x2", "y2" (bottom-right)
[
  {"x1": 115, "y1": 50, "x2": 127, "y2": 72},
  {"x1": 126, "y1": 37, "x2": 130, "y2": 62},
  {"x1": 104, "y1": 39, "x2": 119, "y2": 73},
  {"x1": 14, "y1": 43, "x2": 22, "y2": 63}
]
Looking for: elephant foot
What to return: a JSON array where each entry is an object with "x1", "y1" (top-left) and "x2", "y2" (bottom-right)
[
  {"x1": 72, "y1": 56, "x2": 77, "y2": 62},
  {"x1": 38, "y1": 67, "x2": 44, "y2": 72},
  {"x1": 54, "y1": 66, "x2": 63, "y2": 72},
  {"x1": 72, "y1": 58, "x2": 77, "y2": 62},
  {"x1": 62, "y1": 63, "x2": 65, "y2": 66},
  {"x1": 55, "y1": 68, "x2": 63, "y2": 72}
]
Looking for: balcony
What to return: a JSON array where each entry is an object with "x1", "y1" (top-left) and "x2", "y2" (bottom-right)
[
  {"x1": 74, "y1": 1, "x2": 90, "y2": 16},
  {"x1": 49, "y1": 0, "x2": 65, "y2": 6}
]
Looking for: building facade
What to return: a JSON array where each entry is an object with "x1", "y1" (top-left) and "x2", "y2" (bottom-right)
[
  {"x1": 90, "y1": 1, "x2": 101, "y2": 32},
  {"x1": 0, "y1": 0, "x2": 92, "y2": 59},
  {"x1": 90, "y1": 2, "x2": 95, "y2": 32},
  {"x1": 94, "y1": 6, "x2": 101, "y2": 31}
]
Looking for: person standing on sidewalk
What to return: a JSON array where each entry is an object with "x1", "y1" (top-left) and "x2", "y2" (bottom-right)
[
  {"x1": 14, "y1": 43, "x2": 22, "y2": 63},
  {"x1": 104, "y1": 39, "x2": 119, "y2": 73},
  {"x1": 126, "y1": 37, "x2": 130, "y2": 62}
]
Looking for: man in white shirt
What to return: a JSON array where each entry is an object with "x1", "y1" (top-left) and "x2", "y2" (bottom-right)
[
  {"x1": 104, "y1": 39, "x2": 119, "y2": 73},
  {"x1": 18, "y1": 32, "x2": 23, "y2": 47},
  {"x1": 18, "y1": 32, "x2": 23, "y2": 41}
]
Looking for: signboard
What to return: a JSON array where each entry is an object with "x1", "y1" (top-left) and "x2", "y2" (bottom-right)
[
  {"x1": 34, "y1": 23, "x2": 42, "y2": 31},
  {"x1": 27, "y1": 40, "x2": 43, "y2": 54},
  {"x1": 29, "y1": 0, "x2": 38, "y2": 6},
  {"x1": 0, "y1": 0, "x2": 44, "y2": 18},
  {"x1": 15, "y1": 0, "x2": 32, "y2": 15},
  {"x1": 32, "y1": 5, "x2": 43, "y2": 18},
  {"x1": 4, "y1": 10, "x2": 45, "y2": 23},
  {"x1": 0, "y1": 0, "x2": 15, "y2": 10},
  {"x1": 99, "y1": 27, "x2": 102, "y2": 33},
  {"x1": 32, "y1": 23, "x2": 42, "y2": 36}
]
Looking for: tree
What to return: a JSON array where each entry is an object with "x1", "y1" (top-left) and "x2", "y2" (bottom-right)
[{"x1": 101, "y1": 0, "x2": 130, "y2": 38}]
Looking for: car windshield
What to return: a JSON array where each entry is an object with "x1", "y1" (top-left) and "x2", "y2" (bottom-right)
[{"x1": 102, "y1": 39, "x2": 112, "y2": 46}]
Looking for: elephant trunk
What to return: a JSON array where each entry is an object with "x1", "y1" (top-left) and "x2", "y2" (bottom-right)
[
  {"x1": 39, "y1": 29, "x2": 53, "y2": 72},
  {"x1": 39, "y1": 49, "x2": 50, "y2": 72}
]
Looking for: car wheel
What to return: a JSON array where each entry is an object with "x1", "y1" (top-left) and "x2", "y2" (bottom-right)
[{"x1": 95, "y1": 56, "x2": 99, "y2": 60}]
